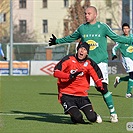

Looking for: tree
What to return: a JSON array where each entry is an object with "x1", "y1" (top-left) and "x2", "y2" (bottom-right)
[
  {"x1": 64, "y1": 0, "x2": 90, "y2": 54},
  {"x1": 13, "y1": 25, "x2": 37, "y2": 43},
  {"x1": 1, "y1": 26, "x2": 37, "y2": 43},
  {"x1": 1, "y1": 25, "x2": 37, "y2": 43},
  {"x1": 64, "y1": 0, "x2": 90, "y2": 36}
]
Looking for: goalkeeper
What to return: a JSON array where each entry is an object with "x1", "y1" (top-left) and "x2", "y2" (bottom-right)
[{"x1": 53, "y1": 42, "x2": 104, "y2": 124}]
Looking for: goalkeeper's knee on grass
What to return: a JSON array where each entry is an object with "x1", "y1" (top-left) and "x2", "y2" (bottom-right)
[{"x1": 68, "y1": 108, "x2": 85, "y2": 124}]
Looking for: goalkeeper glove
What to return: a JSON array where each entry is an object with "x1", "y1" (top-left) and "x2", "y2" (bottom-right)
[
  {"x1": 95, "y1": 79, "x2": 104, "y2": 91},
  {"x1": 69, "y1": 71, "x2": 82, "y2": 79},
  {"x1": 49, "y1": 34, "x2": 57, "y2": 46},
  {"x1": 95, "y1": 86, "x2": 104, "y2": 91},
  {"x1": 112, "y1": 55, "x2": 117, "y2": 60}
]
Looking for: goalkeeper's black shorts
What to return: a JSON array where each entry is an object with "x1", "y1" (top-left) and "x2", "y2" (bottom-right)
[{"x1": 60, "y1": 94, "x2": 92, "y2": 114}]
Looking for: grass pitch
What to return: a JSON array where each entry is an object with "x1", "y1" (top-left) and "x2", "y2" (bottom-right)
[{"x1": 0, "y1": 75, "x2": 133, "y2": 133}]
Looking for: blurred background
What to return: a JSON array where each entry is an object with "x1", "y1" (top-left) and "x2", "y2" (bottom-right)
[{"x1": 0, "y1": 0, "x2": 133, "y2": 75}]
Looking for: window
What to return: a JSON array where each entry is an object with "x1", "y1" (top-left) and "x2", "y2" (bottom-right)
[
  {"x1": 0, "y1": 13, "x2": 6, "y2": 23},
  {"x1": 3, "y1": 13, "x2": 6, "y2": 22},
  {"x1": 64, "y1": 0, "x2": 69, "y2": 7},
  {"x1": 106, "y1": 19, "x2": 112, "y2": 28},
  {"x1": 106, "y1": 0, "x2": 111, "y2": 7},
  {"x1": 43, "y1": 20, "x2": 48, "y2": 33},
  {"x1": 19, "y1": 20, "x2": 27, "y2": 33},
  {"x1": 19, "y1": 0, "x2": 26, "y2": 8},
  {"x1": 42, "y1": 0, "x2": 47, "y2": 8}
]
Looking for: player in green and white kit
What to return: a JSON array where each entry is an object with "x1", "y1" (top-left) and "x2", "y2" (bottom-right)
[
  {"x1": 112, "y1": 23, "x2": 133, "y2": 98},
  {"x1": 49, "y1": 6, "x2": 133, "y2": 123}
]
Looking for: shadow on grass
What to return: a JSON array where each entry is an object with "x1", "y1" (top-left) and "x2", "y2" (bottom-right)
[
  {"x1": 39, "y1": 92, "x2": 57, "y2": 96},
  {"x1": 11, "y1": 111, "x2": 91, "y2": 124},
  {"x1": 11, "y1": 111, "x2": 71, "y2": 124},
  {"x1": 39, "y1": 92, "x2": 124, "y2": 98},
  {"x1": 89, "y1": 93, "x2": 124, "y2": 98}
]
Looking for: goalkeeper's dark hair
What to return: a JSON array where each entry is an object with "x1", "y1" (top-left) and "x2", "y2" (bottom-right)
[
  {"x1": 122, "y1": 23, "x2": 130, "y2": 30},
  {"x1": 77, "y1": 42, "x2": 90, "y2": 54}
]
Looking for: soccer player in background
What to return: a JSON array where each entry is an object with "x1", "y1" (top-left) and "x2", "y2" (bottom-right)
[
  {"x1": 112, "y1": 23, "x2": 133, "y2": 98},
  {"x1": 53, "y1": 42, "x2": 103, "y2": 124},
  {"x1": 49, "y1": 6, "x2": 133, "y2": 122},
  {"x1": 0, "y1": 43, "x2": 7, "y2": 60}
]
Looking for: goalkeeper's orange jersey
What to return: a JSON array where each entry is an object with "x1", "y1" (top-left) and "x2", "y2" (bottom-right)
[{"x1": 54, "y1": 54, "x2": 103, "y2": 101}]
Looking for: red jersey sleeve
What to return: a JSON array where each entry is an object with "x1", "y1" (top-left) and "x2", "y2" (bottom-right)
[
  {"x1": 53, "y1": 70, "x2": 69, "y2": 79},
  {"x1": 54, "y1": 55, "x2": 71, "y2": 79}
]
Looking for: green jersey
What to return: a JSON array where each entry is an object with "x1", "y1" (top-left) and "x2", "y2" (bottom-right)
[
  {"x1": 56, "y1": 22, "x2": 132, "y2": 63},
  {"x1": 112, "y1": 34, "x2": 133, "y2": 60}
]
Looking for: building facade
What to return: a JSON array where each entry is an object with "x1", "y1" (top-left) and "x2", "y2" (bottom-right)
[{"x1": 0, "y1": 0, "x2": 125, "y2": 43}]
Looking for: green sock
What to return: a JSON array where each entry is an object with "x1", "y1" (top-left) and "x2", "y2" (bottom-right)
[
  {"x1": 103, "y1": 92, "x2": 116, "y2": 115},
  {"x1": 120, "y1": 76, "x2": 129, "y2": 82},
  {"x1": 127, "y1": 78, "x2": 133, "y2": 94}
]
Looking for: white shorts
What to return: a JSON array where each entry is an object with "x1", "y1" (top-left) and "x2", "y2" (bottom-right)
[
  {"x1": 122, "y1": 57, "x2": 133, "y2": 73},
  {"x1": 90, "y1": 62, "x2": 108, "y2": 86}
]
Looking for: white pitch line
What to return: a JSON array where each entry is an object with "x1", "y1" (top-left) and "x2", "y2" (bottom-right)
[{"x1": 0, "y1": 113, "x2": 133, "y2": 119}]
